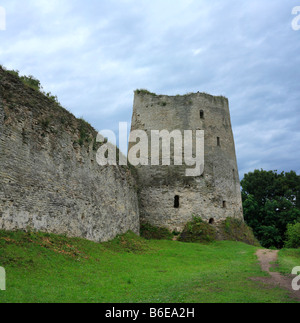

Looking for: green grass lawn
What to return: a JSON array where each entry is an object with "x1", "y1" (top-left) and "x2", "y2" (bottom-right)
[
  {"x1": 277, "y1": 248, "x2": 300, "y2": 275},
  {"x1": 0, "y1": 230, "x2": 298, "y2": 303}
]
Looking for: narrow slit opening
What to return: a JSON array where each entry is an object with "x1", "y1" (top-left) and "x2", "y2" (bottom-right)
[{"x1": 174, "y1": 195, "x2": 180, "y2": 208}]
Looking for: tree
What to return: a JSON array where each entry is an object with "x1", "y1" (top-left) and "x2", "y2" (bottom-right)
[
  {"x1": 285, "y1": 222, "x2": 300, "y2": 249},
  {"x1": 241, "y1": 170, "x2": 300, "y2": 248}
]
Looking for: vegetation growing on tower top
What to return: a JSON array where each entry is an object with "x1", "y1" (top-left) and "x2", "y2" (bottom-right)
[{"x1": 135, "y1": 89, "x2": 157, "y2": 96}]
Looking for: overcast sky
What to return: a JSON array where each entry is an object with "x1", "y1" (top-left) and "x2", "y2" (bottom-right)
[{"x1": 0, "y1": 0, "x2": 299, "y2": 178}]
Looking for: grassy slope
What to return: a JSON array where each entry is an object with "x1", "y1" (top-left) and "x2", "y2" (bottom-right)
[
  {"x1": 277, "y1": 249, "x2": 300, "y2": 275},
  {"x1": 0, "y1": 230, "x2": 297, "y2": 303}
]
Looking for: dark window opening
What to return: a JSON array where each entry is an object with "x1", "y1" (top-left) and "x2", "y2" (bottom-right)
[
  {"x1": 217, "y1": 137, "x2": 221, "y2": 146},
  {"x1": 200, "y1": 110, "x2": 204, "y2": 119},
  {"x1": 223, "y1": 201, "x2": 227, "y2": 208},
  {"x1": 209, "y1": 218, "x2": 215, "y2": 225},
  {"x1": 174, "y1": 195, "x2": 180, "y2": 208}
]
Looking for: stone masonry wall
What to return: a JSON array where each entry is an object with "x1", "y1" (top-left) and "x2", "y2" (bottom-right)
[{"x1": 0, "y1": 67, "x2": 139, "y2": 242}]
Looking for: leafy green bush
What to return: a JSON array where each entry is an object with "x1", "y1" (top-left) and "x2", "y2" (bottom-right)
[
  {"x1": 178, "y1": 216, "x2": 216, "y2": 243},
  {"x1": 135, "y1": 89, "x2": 157, "y2": 96},
  {"x1": 103, "y1": 231, "x2": 152, "y2": 254},
  {"x1": 6, "y1": 69, "x2": 20, "y2": 78},
  {"x1": 140, "y1": 223, "x2": 173, "y2": 240},
  {"x1": 5, "y1": 69, "x2": 41, "y2": 91},
  {"x1": 219, "y1": 217, "x2": 260, "y2": 246},
  {"x1": 20, "y1": 75, "x2": 41, "y2": 91},
  {"x1": 285, "y1": 222, "x2": 300, "y2": 249}
]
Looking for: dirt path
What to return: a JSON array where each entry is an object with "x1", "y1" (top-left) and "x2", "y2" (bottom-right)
[{"x1": 253, "y1": 249, "x2": 300, "y2": 302}]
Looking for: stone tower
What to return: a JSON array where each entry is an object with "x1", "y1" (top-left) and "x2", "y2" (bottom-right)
[{"x1": 129, "y1": 90, "x2": 244, "y2": 232}]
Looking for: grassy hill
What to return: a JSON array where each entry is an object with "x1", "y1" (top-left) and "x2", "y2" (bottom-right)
[{"x1": 0, "y1": 230, "x2": 298, "y2": 303}]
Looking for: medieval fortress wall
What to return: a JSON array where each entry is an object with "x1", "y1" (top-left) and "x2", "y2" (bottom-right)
[
  {"x1": 130, "y1": 91, "x2": 243, "y2": 232},
  {"x1": 0, "y1": 66, "x2": 243, "y2": 242},
  {"x1": 0, "y1": 67, "x2": 139, "y2": 242}
]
